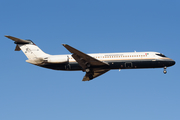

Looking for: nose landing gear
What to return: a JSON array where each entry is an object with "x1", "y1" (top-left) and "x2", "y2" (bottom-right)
[{"x1": 163, "y1": 66, "x2": 167, "y2": 74}]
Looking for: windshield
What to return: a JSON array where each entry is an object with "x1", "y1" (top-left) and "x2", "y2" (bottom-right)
[{"x1": 156, "y1": 53, "x2": 167, "y2": 57}]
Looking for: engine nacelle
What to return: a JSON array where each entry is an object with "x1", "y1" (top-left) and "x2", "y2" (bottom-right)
[{"x1": 44, "y1": 55, "x2": 68, "y2": 63}]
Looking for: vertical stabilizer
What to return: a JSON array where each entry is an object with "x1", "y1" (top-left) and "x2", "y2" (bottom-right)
[
  {"x1": 18, "y1": 43, "x2": 49, "y2": 60},
  {"x1": 5, "y1": 35, "x2": 49, "y2": 60}
]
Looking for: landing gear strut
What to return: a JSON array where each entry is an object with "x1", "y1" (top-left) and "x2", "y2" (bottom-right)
[
  {"x1": 85, "y1": 63, "x2": 94, "y2": 80},
  {"x1": 163, "y1": 66, "x2": 167, "y2": 74},
  {"x1": 85, "y1": 68, "x2": 94, "y2": 80}
]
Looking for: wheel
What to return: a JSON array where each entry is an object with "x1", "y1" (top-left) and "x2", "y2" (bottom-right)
[
  {"x1": 85, "y1": 68, "x2": 90, "y2": 73},
  {"x1": 86, "y1": 64, "x2": 91, "y2": 68},
  {"x1": 164, "y1": 66, "x2": 167, "y2": 69},
  {"x1": 163, "y1": 66, "x2": 167, "y2": 74},
  {"x1": 89, "y1": 74, "x2": 93, "y2": 80}
]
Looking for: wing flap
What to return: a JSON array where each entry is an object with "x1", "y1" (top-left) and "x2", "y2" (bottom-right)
[{"x1": 82, "y1": 69, "x2": 110, "y2": 81}]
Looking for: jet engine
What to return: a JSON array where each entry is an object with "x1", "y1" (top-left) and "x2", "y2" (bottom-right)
[{"x1": 44, "y1": 55, "x2": 68, "y2": 64}]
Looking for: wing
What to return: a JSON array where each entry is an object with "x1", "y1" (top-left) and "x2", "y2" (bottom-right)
[{"x1": 62, "y1": 44, "x2": 110, "y2": 81}]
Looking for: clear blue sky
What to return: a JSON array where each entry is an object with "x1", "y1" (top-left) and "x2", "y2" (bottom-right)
[{"x1": 1, "y1": 0, "x2": 179, "y2": 120}]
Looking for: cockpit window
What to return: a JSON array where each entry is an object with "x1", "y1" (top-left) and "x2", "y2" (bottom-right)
[{"x1": 156, "y1": 53, "x2": 167, "y2": 57}]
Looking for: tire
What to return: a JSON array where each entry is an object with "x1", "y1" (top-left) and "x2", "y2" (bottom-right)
[
  {"x1": 86, "y1": 64, "x2": 91, "y2": 68},
  {"x1": 86, "y1": 68, "x2": 90, "y2": 73},
  {"x1": 89, "y1": 75, "x2": 93, "y2": 80}
]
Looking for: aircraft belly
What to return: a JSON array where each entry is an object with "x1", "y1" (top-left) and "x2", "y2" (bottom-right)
[
  {"x1": 106, "y1": 59, "x2": 169, "y2": 69},
  {"x1": 69, "y1": 63, "x2": 82, "y2": 70},
  {"x1": 40, "y1": 63, "x2": 67, "y2": 70}
]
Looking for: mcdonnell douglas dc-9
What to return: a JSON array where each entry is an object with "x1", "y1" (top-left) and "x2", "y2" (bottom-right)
[{"x1": 6, "y1": 36, "x2": 176, "y2": 81}]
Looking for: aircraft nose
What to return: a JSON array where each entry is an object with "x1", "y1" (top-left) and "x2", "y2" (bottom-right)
[
  {"x1": 172, "y1": 60, "x2": 176, "y2": 65},
  {"x1": 169, "y1": 59, "x2": 176, "y2": 66}
]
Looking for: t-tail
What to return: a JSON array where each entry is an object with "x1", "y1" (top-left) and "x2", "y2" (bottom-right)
[{"x1": 5, "y1": 35, "x2": 50, "y2": 65}]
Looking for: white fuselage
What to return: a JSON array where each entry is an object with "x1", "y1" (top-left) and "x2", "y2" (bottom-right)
[
  {"x1": 68, "y1": 52, "x2": 164, "y2": 63},
  {"x1": 40, "y1": 51, "x2": 174, "y2": 71}
]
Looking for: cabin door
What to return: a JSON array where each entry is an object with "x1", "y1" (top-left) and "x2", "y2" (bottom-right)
[{"x1": 125, "y1": 62, "x2": 133, "y2": 68}]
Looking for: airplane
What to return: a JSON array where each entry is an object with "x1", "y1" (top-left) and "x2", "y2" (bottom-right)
[{"x1": 5, "y1": 35, "x2": 176, "y2": 81}]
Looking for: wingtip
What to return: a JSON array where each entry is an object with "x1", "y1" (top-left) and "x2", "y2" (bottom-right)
[
  {"x1": 5, "y1": 35, "x2": 10, "y2": 38},
  {"x1": 5, "y1": 35, "x2": 14, "y2": 39},
  {"x1": 5, "y1": 35, "x2": 15, "y2": 39},
  {"x1": 62, "y1": 44, "x2": 68, "y2": 46}
]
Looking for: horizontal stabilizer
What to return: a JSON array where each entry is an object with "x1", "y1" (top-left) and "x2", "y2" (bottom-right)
[
  {"x1": 15, "y1": 45, "x2": 21, "y2": 51},
  {"x1": 5, "y1": 35, "x2": 32, "y2": 51},
  {"x1": 5, "y1": 35, "x2": 31, "y2": 44}
]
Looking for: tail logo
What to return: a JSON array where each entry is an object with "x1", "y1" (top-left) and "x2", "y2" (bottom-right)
[{"x1": 25, "y1": 48, "x2": 31, "y2": 53}]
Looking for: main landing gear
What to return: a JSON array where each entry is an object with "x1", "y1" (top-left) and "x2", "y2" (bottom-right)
[
  {"x1": 85, "y1": 68, "x2": 94, "y2": 80},
  {"x1": 85, "y1": 63, "x2": 94, "y2": 80},
  {"x1": 85, "y1": 68, "x2": 90, "y2": 73},
  {"x1": 163, "y1": 66, "x2": 167, "y2": 74}
]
